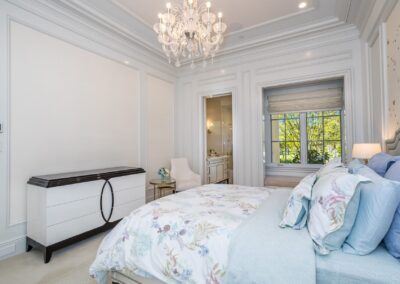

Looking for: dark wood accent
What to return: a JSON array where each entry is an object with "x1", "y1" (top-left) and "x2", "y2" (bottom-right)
[
  {"x1": 26, "y1": 219, "x2": 121, "y2": 263},
  {"x1": 216, "y1": 178, "x2": 229, "y2": 184},
  {"x1": 27, "y1": 167, "x2": 145, "y2": 188}
]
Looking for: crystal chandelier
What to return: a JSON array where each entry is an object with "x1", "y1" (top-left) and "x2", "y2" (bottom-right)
[{"x1": 154, "y1": 0, "x2": 227, "y2": 68}]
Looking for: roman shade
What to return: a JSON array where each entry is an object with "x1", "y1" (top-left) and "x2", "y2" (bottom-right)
[{"x1": 266, "y1": 81, "x2": 344, "y2": 114}]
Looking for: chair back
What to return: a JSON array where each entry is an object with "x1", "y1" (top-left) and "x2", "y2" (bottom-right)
[{"x1": 171, "y1": 158, "x2": 193, "y2": 181}]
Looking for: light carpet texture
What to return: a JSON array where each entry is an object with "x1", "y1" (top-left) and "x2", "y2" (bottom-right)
[{"x1": 0, "y1": 233, "x2": 107, "y2": 284}]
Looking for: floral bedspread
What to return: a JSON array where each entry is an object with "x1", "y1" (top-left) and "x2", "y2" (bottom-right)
[{"x1": 89, "y1": 184, "x2": 271, "y2": 284}]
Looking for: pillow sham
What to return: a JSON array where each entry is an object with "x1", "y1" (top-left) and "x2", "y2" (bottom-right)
[
  {"x1": 308, "y1": 172, "x2": 369, "y2": 255},
  {"x1": 384, "y1": 205, "x2": 400, "y2": 259},
  {"x1": 343, "y1": 165, "x2": 400, "y2": 255},
  {"x1": 367, "y1": 152, "x2": 399, "y2": 176},
  {"x1": 280, "y1": 173, "x2": 317, "y2": 230},
  {"x1": 384, "y1": 160, "x2": 400, "y2": 182}
]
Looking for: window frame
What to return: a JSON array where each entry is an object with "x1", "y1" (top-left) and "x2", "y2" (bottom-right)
[
  {"x1": 270, "y1": 113, "x2": 301, "y2": 164},
  {"x1": 265, "y1": 110, "x2": 344, "y2": 168}
]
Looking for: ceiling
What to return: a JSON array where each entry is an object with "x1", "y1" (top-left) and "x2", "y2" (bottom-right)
[
  {"x1": 112, "y1": 0, "x2": 317, "y2": 34},
  {"x1": 44, "y1": 0, "x2": 377, "y2": 64}
]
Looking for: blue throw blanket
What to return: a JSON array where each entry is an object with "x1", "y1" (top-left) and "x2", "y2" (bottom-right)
[{"x1": 223, "y1": 189, "x2": 316, "y2": 284}]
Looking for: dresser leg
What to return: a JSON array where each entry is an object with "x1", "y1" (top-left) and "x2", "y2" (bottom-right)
[
  {"x1": 44, "y1": 249, "x2": 52, "y2": 263},
  {"x1": 26, "y1": 243, "x2": 33, "y2": 252}
]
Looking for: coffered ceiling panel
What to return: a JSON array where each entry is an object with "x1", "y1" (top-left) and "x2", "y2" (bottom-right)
[{"x1": 112, "y1": 0, "x2": 317, "y2": 33}]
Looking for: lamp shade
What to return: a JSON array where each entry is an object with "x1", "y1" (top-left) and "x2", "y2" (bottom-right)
[{"x1": 352, "y1": 143, "x2": 382, "y2": 159}]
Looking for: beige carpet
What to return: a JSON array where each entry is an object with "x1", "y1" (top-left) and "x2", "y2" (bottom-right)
[{"x1": 0, "y1": 232, "x2": 108, "y2": 284}]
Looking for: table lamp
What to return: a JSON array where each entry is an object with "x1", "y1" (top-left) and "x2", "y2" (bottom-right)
[{"x1": 352, "y1": 143, "x2": 382, "y2": 164}]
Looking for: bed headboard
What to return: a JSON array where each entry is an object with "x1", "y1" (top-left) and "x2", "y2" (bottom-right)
[{"x1": 386, "y1": 129, "x2": 400, "y2": 155}]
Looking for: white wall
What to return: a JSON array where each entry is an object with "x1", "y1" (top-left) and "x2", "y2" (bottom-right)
[
  {"x1": 145, "y1": 75, "x2": 175, "y2": 188},
  {"x1": 9, "y1": 22, "x2": 141, "y2": 225},
  {"x1": 176, "y1": 26, "x2": 367, "y2": 186},
  {"x1": 364, "y1": 0, "x2": 400, "y2": 145},
  {"x1": 0, "y1": 1, "x2": 176, "y2": 260}
]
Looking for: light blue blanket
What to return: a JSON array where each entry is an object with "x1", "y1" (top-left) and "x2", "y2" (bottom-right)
[{"x1": 223, "y1": 189, "x2": 316, "y2": 284}]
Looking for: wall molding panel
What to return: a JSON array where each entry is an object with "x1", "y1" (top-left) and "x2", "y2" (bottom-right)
[
  {"x1": 0, "y1": 0, "x2": 176, "y2": 260},
  {"x1": 176, "y1": 25, "x2": 367, "y2": 187}
]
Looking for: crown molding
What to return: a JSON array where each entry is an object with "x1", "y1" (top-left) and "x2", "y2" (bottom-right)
[
  {"x1": 6, "y1": 0, "x2": 367, "y2": 69},
  {"x1": 6, "y1": 0, "x2": 176, "y2": 76},
  {"x1": 348, "y1": 0, "x2": 397, "y2": 44}
]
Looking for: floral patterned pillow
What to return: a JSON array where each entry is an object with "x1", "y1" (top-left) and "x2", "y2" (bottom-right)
[
  {"x1": 280, "y1": 173, "x2": 317, "y2": 230},
  {"x1": 308, "y1": 172, "x2": 370, "y2": 255}
]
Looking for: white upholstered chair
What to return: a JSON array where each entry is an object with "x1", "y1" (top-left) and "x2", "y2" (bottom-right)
[{"x1": 170, "y1": 158, "x2": 202, "y2": 192}]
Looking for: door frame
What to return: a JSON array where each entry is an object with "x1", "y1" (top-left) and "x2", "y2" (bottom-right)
[{"x1": 199, "y1": 89, "x2": 237, "y2": 184}]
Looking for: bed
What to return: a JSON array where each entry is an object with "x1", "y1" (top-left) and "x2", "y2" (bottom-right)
[{"x1": 90, "y1": 132, "x2": 400, "y2": 284}]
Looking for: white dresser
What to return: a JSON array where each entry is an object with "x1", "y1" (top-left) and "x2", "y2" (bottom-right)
[
  {"x1": 26, "y1": 167, "x2": 145, "y2": 263},
  {"x1": 207, "y1": 156, "x2": 229, "y2": 184}
]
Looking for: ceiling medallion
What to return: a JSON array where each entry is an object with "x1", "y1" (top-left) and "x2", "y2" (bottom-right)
[{"x1": 154, "y1": 0, "x2": 227, "y2": 68}]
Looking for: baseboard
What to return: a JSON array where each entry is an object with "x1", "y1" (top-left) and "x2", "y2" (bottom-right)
[{"x1": 0, "y1": 235, "x2": 26, "y2": 261}]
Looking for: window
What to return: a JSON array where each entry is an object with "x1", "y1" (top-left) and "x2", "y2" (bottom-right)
[
  {"x1": 271, "y1": 113, "x2": 301, "y2": 164},
  {"x1": 270, "y1": 110, "x2": 343, "y2": 165},
  {"x1": 307, "y1": 111, "x2": 342, "y2": 164},
  {"x1": 264, "y1": 79, "x2": 345, "y2": 166}
]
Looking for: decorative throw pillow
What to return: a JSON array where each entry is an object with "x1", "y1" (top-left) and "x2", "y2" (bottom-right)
[
  {"x1": 367, "y1": 152, "x2": 399, "y2": 176},
  {"x1": 308, "y1": 172, "x2": 369, "y2": 255},
  {"x1": 280, "y1": 173, "x2": 317, "y2": 230},
  {"x1": 316, "y1": 159, "x2": 347, "y2": 178},
  {"x1": 384, "y1": 160, "x2": 400, "y2": 182},
  {"x1": 343, "y1": 165, "x2": 400, "y2": 255},
  {"x1": 384, "y1": 205, "x2": 400, "y2": 259},
  {"x1": 383, "y1": 161, "x2": 400, "y2": 259}
]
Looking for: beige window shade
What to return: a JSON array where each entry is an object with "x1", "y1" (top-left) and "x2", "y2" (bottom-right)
[{"x1": 267, "y1": 87, "x2": 343, "y2": 114}]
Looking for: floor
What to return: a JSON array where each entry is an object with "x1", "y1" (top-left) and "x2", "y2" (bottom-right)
[{"x1": 0, "y1": 232, "x2": 107, "y2": 284}]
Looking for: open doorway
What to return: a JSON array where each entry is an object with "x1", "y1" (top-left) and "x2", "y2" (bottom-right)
[{"x1": 204, "y1": 94, "x2": 233, "y2": 184}]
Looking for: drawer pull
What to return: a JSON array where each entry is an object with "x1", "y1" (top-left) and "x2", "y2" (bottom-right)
[{"x1": 100, "y1": 180, "x2": 114, "y2": 223}]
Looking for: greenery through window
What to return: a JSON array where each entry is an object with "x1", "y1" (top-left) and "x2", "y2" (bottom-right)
[
  {"x1": 270, "y1": 110, "x2": 342, "y2": 165},
  {"x1": 271, "y1": 113, "x2": 301, "y2": 164},
  {"x1": 307, "y1": 111, "x2": 342, "y2": 164}
]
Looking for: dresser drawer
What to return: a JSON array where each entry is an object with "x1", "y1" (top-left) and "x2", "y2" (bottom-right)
[
  {"x1": 46, "y1": 212, "x2": 104, "y2": 245},
  {"x1": 114, "y1": 186, "x2": 145, "y2": 206},
  {"x1": 110, "y1": 174, "x2": 145, "y2": 192},
  {"x1": 46, "y1": 195, "x2": 100, "y2": 226},
  {"x1": 46, "y1": 180, "x2": 104, "y2": 207},
  {"x1": 110, "y1": 198, "x2": 145, "y2": 222}
]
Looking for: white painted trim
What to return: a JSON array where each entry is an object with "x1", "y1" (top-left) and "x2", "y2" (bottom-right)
[
  {"x1": 380, "y1": 23, "x2": 390, "y2": 142},
  {"x1": 198, "y1": 87, "x2": 238, "y2": 185},
  {"x1": 0, "y1": 235, "x2": 25, "y2": 260}
]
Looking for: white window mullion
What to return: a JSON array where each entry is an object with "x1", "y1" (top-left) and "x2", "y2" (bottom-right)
[{"x1": 300, "y1": 113, "x2": 308, "y2": 165}]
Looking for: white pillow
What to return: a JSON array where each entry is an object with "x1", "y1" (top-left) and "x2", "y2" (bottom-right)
[
  {"x1": 280, "y1": 173, "x2": 317, "y2": 230},
  {"x1": 308, "y1": 172, "x2": 369, "y2": 255}
]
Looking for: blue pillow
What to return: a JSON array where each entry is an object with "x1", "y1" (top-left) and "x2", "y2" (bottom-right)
[
  {"x1": 367, "y1": 152, "x2": 398, "y2": 176},
  {"x1": 343, "y1": 165, "x2": 400, "y2": 255},
  {"x1": 384, "y1": 160, "x2": 400, "y2": 182},
  {"x1": 384, "y1": 205, "x2": 400, "y2": 259}
]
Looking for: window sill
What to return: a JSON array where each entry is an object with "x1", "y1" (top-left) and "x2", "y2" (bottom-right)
[{"x1": 265, "y1": 163, "x2": 321, "y2": 177}]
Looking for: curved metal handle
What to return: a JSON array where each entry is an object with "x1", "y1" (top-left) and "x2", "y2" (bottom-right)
[{"x1": 100, "y1": 179, "x2": 114, "y2": 223}]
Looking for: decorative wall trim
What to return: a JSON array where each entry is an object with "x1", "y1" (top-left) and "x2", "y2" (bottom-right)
[
  {"x1": 0, "y1": 235, "x2": 25, "y2": 260},
  {"x1": 6, "y1": 0, "x2": 175, "y2": 76},
  {"x1": 0, "y1": 0, "x2": 176, "y2": 259},
  {"x1": 255, "y1": 51, "x2": 353, "y2": 76},
  {"x1": 198, "y1": 73, "x2": 237, "y2": 86},
  {"x1": 197, "y1": 87, "x2": 239, "y2": 184}
]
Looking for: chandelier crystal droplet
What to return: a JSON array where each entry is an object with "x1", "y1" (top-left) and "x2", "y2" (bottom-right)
[{"x1": 154, "y1": 0, "x2": 227, "y2": 67}]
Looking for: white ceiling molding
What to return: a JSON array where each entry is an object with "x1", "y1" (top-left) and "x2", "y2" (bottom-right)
[
  {"x1": 6, "y1": 0, "x2": 379, "y2": 67},
  {"x1": 346, "y1": 0, "x2": 399, "y2": 44},
  {"x1": 6, "y1": 0, "x2": 176, "y2": 75}
]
